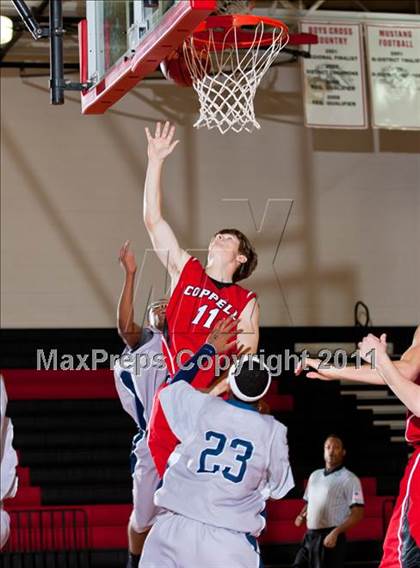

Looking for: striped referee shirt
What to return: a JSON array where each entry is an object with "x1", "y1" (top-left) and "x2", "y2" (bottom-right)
[{"x1": 304, "y1": 466, "x2": 364, "y2": 530}]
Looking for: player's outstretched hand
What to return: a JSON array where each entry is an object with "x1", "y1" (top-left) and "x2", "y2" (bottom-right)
[
  {"x1": 119, "y1": 241, "x2": 137, "y2": 274},
  {"x1": 358, "y1": 333, "x2": 387, "y2": 365},
  {"x1": 145, "y1": 121, "x2": 179, "y2": 163},
  {"x1": 295, "y1": 357, "x2": 330, "y2": 381},
  {"x1": 207, "y1": 317, "x2": 241, "y2": 354}
]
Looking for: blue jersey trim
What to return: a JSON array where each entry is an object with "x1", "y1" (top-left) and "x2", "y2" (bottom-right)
[
  {"x1": 120, "y1": 370, "x2": 147, "y2": 431},
  {"x1": 226, "y1": 399, "x2": 258, "y2": 413},
  {"x1": 245, "y1": 533, "x2": 264, "y2": 568},
  {"x1": 129, "y1": 430, "x2": 145, "y2": 475},
  {"x1": 170, "y1": 343, "x2": 216, "y2": 384},
  {"x1": 245, "y1": 534, "x2": 263, "y2": 566},
  {"x1": 259, "y1": 506, "x2": 267, "y2": 535},
  {"x1": 245, "y1": 533, "x2": 258, "y2": 552}
]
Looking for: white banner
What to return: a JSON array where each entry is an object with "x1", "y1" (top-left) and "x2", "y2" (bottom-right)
[
  {"x1": 300, "y1": 22, "x2": 367, "y2": 129},
  {"x1": 366, "y1": 24, "x2": 420, "y2": 129}
]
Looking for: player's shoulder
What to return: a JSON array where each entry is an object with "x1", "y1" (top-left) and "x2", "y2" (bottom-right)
[
  {"x1": 402, "y1": 342, "x2": 420, "y2": 378},
  {"x1": 182, "y1": 256, "x2": 203, "y2": 276},
  {"x1": 166, "y1": 380, "x2": 208, "y2": 404},
  {"x1": 123, "y1": 327, "x2": 155, "y2": 355},
  {"x1": 208, "y1": 397, "x2": 267, "y2": 424},
  {"x1": 229, "y1": 284, "x2": 257, "y2": 316},
  {"x1": 341, "y1": 467, "x2": 361, "y2": 483},
  {"x1": 270, "y1": 416, "x2": 288, "y2": 436},
  {"x1": 310, "y1": 468, "x2": 324, "y2": 476},
  {"x1": 267, "y1": 418, "x2": 290, "y2": 452},
  {"x1": 138, "y1": 326, "x2": 156, "y2": 346},
  {"x1": 251, "y1": 414, "x2": 287, "y2": 449},
  {"x1": 234, "y1": 281, "x2": 257, "y2": 301},
  {"x1": 172, "y1": 256, "x2": 202, "y2": 288},
  {"x1": 308, "y1": 468, "x2": 324, "y2": 481}
]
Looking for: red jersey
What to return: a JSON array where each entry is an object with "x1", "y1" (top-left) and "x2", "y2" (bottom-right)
[
  {"x1": 149, "y1": 257, "x2": 256, "y2": 477},
  {"x1": 405, "y1": 375, "x2": 420, "y2": 444},
  {"x1": 162, "y1": 257, "x2": 256, "y2": 376}
]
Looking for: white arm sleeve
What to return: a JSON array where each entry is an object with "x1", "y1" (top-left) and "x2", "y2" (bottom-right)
[
  {"x1": 159, "y1": 381, "x2": 208, "y2": 442},
  {"x1": 267, "y1": 422, "x2": 295, "y2": 500}
]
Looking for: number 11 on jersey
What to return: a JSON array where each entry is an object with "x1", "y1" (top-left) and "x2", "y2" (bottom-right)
[{"x1": 192, "y1": 305, "x2": 220, "y2": 329}]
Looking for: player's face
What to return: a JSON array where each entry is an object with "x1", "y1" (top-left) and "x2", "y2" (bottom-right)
[
  {"x1": 323, "y1": 437, "x2": 345, "y2": 469},
  {"x1": 148, "y1": 301, "x2": 167, "y2": 331},
  {"x1": 208, "y1": 232, "x2": 241, "y2": 262}
]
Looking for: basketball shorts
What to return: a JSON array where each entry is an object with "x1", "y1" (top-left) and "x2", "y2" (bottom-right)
[
  {"x1": 380, "y1": 447, "x2": 420, "y2": 568},
  {"x1": 140, "y1": 511, "x2": 262, "y2": 568},
  {"x1": 130, "y1": 435, "x2": 161, "y2": 534}
]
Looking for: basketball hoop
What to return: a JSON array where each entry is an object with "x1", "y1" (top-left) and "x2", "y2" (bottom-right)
[{"x1": 182, "y1": 14, "x2": 289, "y2": 134}]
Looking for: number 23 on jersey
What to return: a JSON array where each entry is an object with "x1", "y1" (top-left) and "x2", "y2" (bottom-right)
[{"x1": 197, "y1": 430, "x2": 254, "y2": 484}]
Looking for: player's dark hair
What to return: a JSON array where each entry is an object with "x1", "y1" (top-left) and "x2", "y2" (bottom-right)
[
  {"x1": 325, "y1": 434, "x2": 345, "y2": 449},
  {"x1": 234, "y1": 358, "x2": 270, "y2": 399},
  {"x1": 216, "y1": 229, "x2": 258, "y2": 282}
]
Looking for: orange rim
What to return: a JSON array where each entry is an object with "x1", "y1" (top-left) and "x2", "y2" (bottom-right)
[{"x1": 190, "y1": 14, "x2": 289, "y2": 50}]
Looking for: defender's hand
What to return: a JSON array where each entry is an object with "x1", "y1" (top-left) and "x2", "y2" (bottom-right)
[
  {"x1": 145, "y1": 121, "x2": 179, "y2": 163},
  {"x1": 119, "y1": 241, "x2": 137, "y2": 274},
  {"x1": 207, "y1": 317, "x2": 240, "y2": 354}
]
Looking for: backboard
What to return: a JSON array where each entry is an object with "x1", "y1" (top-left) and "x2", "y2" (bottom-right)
[{"x1": 79, "y1": 0, "x2": 217, "y2": 114}]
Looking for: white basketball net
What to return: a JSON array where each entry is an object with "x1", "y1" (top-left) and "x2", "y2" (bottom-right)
[{"x1": 183, "y1": 19, "x2": 289, "y2": 134}]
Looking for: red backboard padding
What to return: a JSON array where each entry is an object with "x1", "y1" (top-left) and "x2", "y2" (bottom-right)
[{"x1": 80, "y1": 1, "x2": 217, "y2": 115}]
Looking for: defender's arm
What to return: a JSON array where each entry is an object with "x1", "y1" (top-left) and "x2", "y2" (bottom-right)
[{"x1": 117, "y1": 242, "x2": 142, "y2": 348}]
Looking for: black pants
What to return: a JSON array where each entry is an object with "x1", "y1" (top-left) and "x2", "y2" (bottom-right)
[{"x1": 293, "y1": 528, "x2": 346, "y2": 568}]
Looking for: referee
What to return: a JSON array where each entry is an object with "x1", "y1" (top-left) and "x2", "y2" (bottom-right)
[{"x1": 293, "y1": 435, "x2": 364, "y2": 568}]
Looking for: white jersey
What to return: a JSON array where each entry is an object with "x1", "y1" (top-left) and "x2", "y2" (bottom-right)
[
  {"x1": 114, "y1": 330, "x2": 166, "y2": 533},
  {"x1": 114, "y1": 328, "x2": 167, "y2": 430},
  {"x1": 156, "y1": 381, "x2": 294, "y2": 537},
  {"x1": 1, "y1": 376, "x2": 18, "y2": 550},
  {"x1": 1, "y1": 376, "x2": 18, "y2": 502},
  {"x1": 304, "y1": 466, "x2": 364, "y2": 529}
]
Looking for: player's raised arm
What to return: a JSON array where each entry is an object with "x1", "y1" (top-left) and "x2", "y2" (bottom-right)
[
  {"x1": 117, "y1": 241, "x2": 142, "y2": 348},
  {"x1": 143, "y1": 122, "x2": 190, "y2": 281}
]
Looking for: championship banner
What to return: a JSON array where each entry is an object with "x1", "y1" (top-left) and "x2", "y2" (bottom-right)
[
  {"x1": 366, "y1": 24, "x2": 420, "y2": 129},
  {"x1": 300, "y1": 22, "x2": 367, "y2": 129}
]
